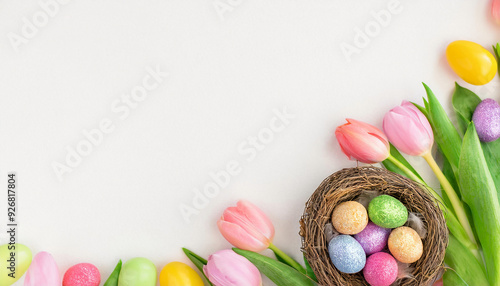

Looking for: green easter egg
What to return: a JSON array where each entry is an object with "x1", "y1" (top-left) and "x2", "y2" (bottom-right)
[
  {"x1": 0, "y1": 244, "x2": 32, "y2": 286},
  {"x1": 368, "y1": 195, "x2": 408, "y2": 228},
  {"x1": 118, "y1": 257, "x2": 157, "y2": 286}
]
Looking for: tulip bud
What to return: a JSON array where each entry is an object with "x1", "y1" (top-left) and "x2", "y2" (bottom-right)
[
  {"x1": 217, "y1": 200, "x2": 274, "y2": 252},
  {"x1": 203, "y1": 250, "x2": 262, "y2": 286},
  {"x1": 383, "y1": 101, "x2": 434, "y2": 156},
  {"x1": 335, "y1": 118, "x2": 390, "y2": 164},
  {"x1": 24, "y1": 252, "x2": 61, "y2": 286}
]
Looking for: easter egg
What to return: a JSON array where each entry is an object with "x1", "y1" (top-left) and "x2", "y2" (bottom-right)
[
  {"x1": 363, "y1": 252, "x2": 398, "y2": 286},
  {"x1": 332, "y1": 201, "x2": 368, "y2": 234},
  {"x1": 328, "y1": 235, "x2": 366, "y2": 274},
  {"x1": 118, "y1": 257, "x2": 157, "y2": 286},
  {"x1": 446, "y1": 40, "x2": 497, "y2": 85},
  {"x1": 354, "y1": 222, "x2": 391, "y2": 255},
  {"x1": 160, "y1": 262, "x2": 204, "y2": 286},
  {"x1": 63, "y1": 263, "x2": 100, "y2": 286},
  {"x1": 24, "y1": 251, "x2": 61, "y2": 286},
  {"x1": 368, "y1": 195, "x2": 408, "y2": 228},
  {"x1": 472, "y1": 99, "x2": 500, "y2": 142},
  {"x1": 0, "y1": 244, "x2": 32, "y2": 286},
  {"x1": 388, "y1": 226, "x2": 423, "y2": 263}
]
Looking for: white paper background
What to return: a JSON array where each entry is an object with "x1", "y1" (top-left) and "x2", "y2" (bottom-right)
[{"x1": 0, "y1": 0, "x2": 498, "y2": 285}]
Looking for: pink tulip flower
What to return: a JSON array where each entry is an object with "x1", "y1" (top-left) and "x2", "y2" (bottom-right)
[
  {"x1": 217, "y1": 200, "x2": 275, "y2": 252},
  {"x1": 24, "y1": 251, "x2": 61, "y2": 286},
  {"x1": 203, "y1": 249, "x2": 262, "y2": 286},
  {"x1": 493, "y1": 0, "x2": 500, "y2": 24},
  {"x1": 335, "y1": 118, "x2": 390, "y2": 164},
  {"x1": 383, "y1": 101, "x2": 434, "y2": 156}
]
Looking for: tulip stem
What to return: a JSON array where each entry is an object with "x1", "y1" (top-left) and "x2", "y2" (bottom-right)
[
  {"x1": 268, "y1": 243, "x2": 306, "y2": 274},
  {"x1": 422, "y1": 152, "x2": 478, "y2": 248},
  {"x1": 386, "y1": 155, "x2": 444, "y2": 205},
  {"x1": 386, "y1": 154, "x2": 482, "y2": 263}
]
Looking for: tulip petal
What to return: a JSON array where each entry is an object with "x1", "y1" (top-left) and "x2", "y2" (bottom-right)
[
  {"x1": 236, "y1": 201, "x2": 275, "y2": 241},
  {"x1": 24, "y1": 251, "x2": 60, "y2": 286},
  {"x1": 493, "y1": 0, "x2": 500, "y2": 25},
  {"x1": 221, "y1": 207, "x2": 270, "y2": 247},
  {"x1": 204, "y1": 250, "x2": 262, "y2": 286},
  {"x1": 218, "y1": 221, "x2": 268, "y2": 252}
]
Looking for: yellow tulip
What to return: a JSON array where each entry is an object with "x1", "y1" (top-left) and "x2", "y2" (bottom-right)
[{"x1": 159, "y1": 262, "x2": 204, "y2": 286}]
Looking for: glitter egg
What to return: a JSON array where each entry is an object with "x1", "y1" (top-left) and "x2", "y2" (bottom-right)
[
  {"x1": 368, "y1": 195, "x2": 408, "y2": 228},
  {"x1": 331, "y1": 201, "x2": 368, "y2": 234},
  {"x1": 354, "y1": 222, "x2": 391, "y2": 255},
  {"x1": 472, "y1": 98, "x2": 500, "y2": 142},
  {"x1": 388, "y1": 226, "x2": 423, "y2": 263},
  {"x1": 363, "y1": 252, "x2": 398, "y2": 286},
  {"x1": 328, "y1": 235, "x2": 366, "y2": 274},
  {"x1": 63, "y1": 263, "x2": 100, "y2": 286}
]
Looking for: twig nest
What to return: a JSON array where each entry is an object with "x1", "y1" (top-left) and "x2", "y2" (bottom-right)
[{"x1": 300, "y1": 166, "x2": 447, "y2": 286}]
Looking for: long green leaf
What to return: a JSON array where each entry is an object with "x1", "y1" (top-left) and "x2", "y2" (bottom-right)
[
  {"x1": 233, "y1": 248, "x2": 317, "y2": 286},
  {"x1": 182, "y1": 248, "x2": 213, "y2": 286},
  {"x1": 423, "y1": 83, "x2": 463, "y2": 178},
  {"x1": 103, "y1": 260, "x2": 122, "y2": 286},
  {"x1": 303, "y1": 254, "x2": 317, "y2": 282},
  {"x1": 444, "y1": 234, "x2": 488, "y2": 286},
  {"x1": 451, "y1": 83, "x2": 500, "y2": 205},
  {"x1": 459, "y1": 123, "x2": 500, "y2": 285},
  {"x1": 443, "y1": 268, "x2": 470, "y2": 286}
]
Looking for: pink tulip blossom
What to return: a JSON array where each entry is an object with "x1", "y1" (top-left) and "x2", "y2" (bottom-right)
[
  {"x1": 383, "y1": 101, "x2": 434, "y2": 156},
  {"x1": 203, "y1": 249, "x2": 262, "y2": 286},
  {"x1": 24, "y1": 251, "x2": 61, "y2": 286},
  {"x1": 217, "y1": 200, "x2": 274, "y2": 252},
  {"x1": 335, "y1": 118, "x2": 390, "y2": 164}
]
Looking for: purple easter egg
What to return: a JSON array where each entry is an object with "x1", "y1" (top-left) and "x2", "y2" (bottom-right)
[
  {"x1": 363, "y1": 252, "x2": 398, "y2": 286},
  {"x1": 354, "y1": 222, "x2": 391, "y2": 255},
  {"x1": 472, "y1": 98, "x2": 500, "y2": 142}
]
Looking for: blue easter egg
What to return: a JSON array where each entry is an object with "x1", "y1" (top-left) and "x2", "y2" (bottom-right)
[{"x1": 328, "y1": 235, "x2": 366, "y2": 274}]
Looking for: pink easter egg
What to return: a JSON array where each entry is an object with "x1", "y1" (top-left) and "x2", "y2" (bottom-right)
[
  {"x1": 363, "y1": 252, "x2": 398, "y2": 286},
  {"x1": 63, "y1": 263, "x2": 100, "y2": 286}
]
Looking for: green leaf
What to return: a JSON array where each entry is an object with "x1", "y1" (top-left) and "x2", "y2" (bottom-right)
[
  {"x1": 233, "y1": 248, "x2": 317, "y2": 286},
  {"x1": 492, "y1": 43, "x2": 500, "y2": 75},
  {"x1": 381, "y1": 144, "x2": 423, "y2": 181},
  {"x1": 103, "y1": 260, "x2": 122, "y2": 286},
  {"x1": 452, "y1": 83, "x2": 481, "y2": 135},
  {"x1": 423, "y1": 83, "x2": 463, "y2": 178},
  {"x1": 443, "y1": 268, "x2": 470, "y2": 286},
  {"x1": 303, "y1": 254, "x2": 317, "y2": 282},
  {"x1": 412, "y1": 102, "x2": 429, "y2": 117},
  {"x1": 182, "y1": 248, "x2": 213, "y2": 286},
  {"x1": 451, "y1": 83, "x2": 500, "y2": 206},
  {"x1": 482, "y1": 140, "x2": 500, "y2": 201},
  {"x1": 444, "y1": 234, "x2": 488, "y2": 286},
  {"x1": 459, "y1": 123, "x2": 500, "y2": 285}
]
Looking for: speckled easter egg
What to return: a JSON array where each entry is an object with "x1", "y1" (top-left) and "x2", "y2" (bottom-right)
[
  {"x1": 368, "y1": 195, "x2": 408, "y2": 228},
  {"x1": 388, "y1": 226, "x2": 423, "y2": 263},
  {"x1": 363, "y1": 252, "x2": 398, "y2": 286},
  {"x1": 354, "y1": 222, "x2": 391, "y2": 255},
  {"x1": 472, "y1": 98, "x2": 500, "y2": 142},
  {"x1": 63, "y1": 263, "x2": 100, "y2": 286},
  {"x1": 331, "y1": 201, "x2": 368, "y2": 234},
  {"x1": 328, "y1": 235, "x2": 366, "y2": 274}
]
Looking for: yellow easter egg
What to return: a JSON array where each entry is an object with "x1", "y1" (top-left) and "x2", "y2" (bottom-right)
[
  {"x1": 160, "y1": 262, "x2": 204, "y2": 286},
  {"x1": 388, "y1": 226, "x2": 423, "y2": 263},
  {"x1": 332, "y1": 201, "x2": 368, "y2": 234},
  {"x1": 0, "y1": 244, "x2": 32, "y2": 286},
  {"x1": 446, "y1": 40, "x2": 497, "y2": 85}
]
